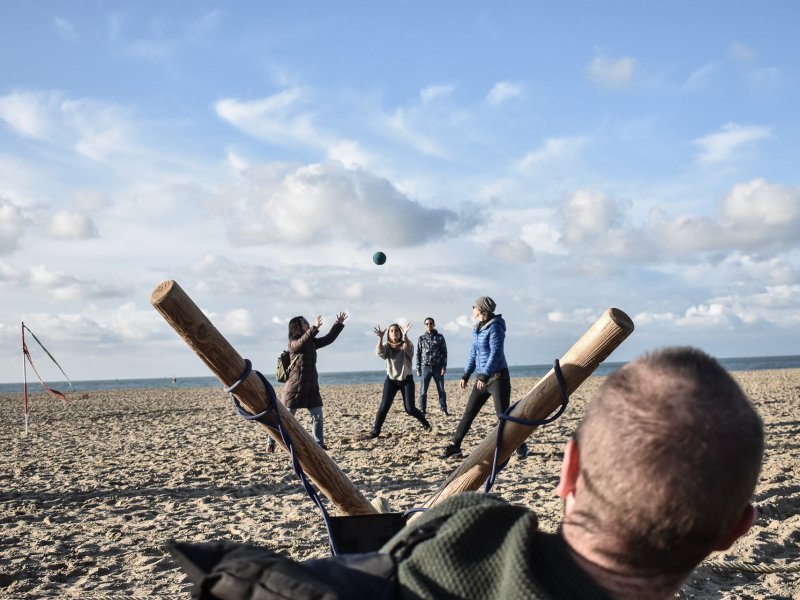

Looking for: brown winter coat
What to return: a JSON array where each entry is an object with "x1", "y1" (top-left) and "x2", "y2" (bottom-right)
[{"x1": 280, "y1": 322, "x2": 344, "y2": 410}]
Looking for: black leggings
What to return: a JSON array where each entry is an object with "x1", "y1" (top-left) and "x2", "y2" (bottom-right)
[
  {"x1": 372, "y1": 376, "x2": 428, "y2": 434},
  {"x1": 453, "y1": 368, "x2": 511, "y2": 446}
]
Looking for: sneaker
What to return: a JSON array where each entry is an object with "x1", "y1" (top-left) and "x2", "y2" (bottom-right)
[
  {"x1": 361, "y1": 431, "x2": 380, "y2": 440},
  {"x1": 441, "y1": 444, "x2": 462, "y2": 459},
  {"x1": 267, "y1": 441, "x2": 276, "y2": 453},
  {"x1": 318, "y1": 442, "x2": 327, "y2": 451},
  {"x1": 516, "y1": 443, "x2": 529, "y2": 459},
  {"x1": 441, "y1": 408, "x2": 450, "y2": 416}
]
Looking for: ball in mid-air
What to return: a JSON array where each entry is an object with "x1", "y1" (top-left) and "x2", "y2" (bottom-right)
[{"x1": 372, "y1": 251, "x2": 387, "y2": 265}]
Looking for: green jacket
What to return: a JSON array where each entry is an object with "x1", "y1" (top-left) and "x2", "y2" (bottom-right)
[{"x1": 383, "y1": 493, "x2": 612, "y2": 600}]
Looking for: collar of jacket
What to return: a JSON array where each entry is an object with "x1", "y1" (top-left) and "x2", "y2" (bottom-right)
[{"x1": 475, "y1": 316, "x2": 497, "y2": 333}]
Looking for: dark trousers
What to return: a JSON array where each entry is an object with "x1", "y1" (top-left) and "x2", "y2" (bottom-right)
[
  {"x1": 373, "y1": 376, "x2": 429, "y2": 434},
  {"x1": 453, "y1": 368, "x2": 511, "y2": 446}
]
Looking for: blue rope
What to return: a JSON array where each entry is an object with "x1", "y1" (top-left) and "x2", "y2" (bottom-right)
[
  {"x1": 225, "y1": 360, "x2": 342, "y2": 555},
  {"x1": 484, "y1": 359, "x2": 570, "y2": 493}
]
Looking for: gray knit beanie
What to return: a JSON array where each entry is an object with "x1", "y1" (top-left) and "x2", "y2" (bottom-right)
[{"x1": 474, "y1": 296, "x2": 496, "y2": 315}]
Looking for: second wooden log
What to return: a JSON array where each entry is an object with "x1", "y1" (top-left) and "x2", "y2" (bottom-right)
[{"x1": 423, "y1": 307, "x2": 634, "y2": 510}]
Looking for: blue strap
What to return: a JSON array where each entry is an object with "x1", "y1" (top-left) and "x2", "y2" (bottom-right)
[
  {"x1": 225, "y1": 360, "x2": 342, "y2": 555},
  {"x1": 484, "y1": 359, "x2": 570, "y2": 493}
]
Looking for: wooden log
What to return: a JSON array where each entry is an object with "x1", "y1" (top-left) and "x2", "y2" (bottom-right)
[
  {"x1": 150, "y1": 280, "x2": 377, "y2": 516},
  {"x1": 422, "y1": 307, "x2": 634, "y2": 510}
]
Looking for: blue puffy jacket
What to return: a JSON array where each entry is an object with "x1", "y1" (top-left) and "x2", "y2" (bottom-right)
[{"x1": 464, "y1": 315, "x2": 508, "y2": 382}]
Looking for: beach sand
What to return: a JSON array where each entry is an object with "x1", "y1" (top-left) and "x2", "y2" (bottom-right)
[{"x1": 1, "y1": 370, "x2": 798, "y2": 598}]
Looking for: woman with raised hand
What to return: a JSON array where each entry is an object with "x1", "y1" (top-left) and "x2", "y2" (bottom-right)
[
  {"x1": 365, "y1": 322, "x2": 431, "y2": 438},
  {"x1": 268, "y1": 312, "x2": 347, "y2": 452}
]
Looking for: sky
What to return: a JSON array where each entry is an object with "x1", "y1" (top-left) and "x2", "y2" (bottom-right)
[{"x1": 1, "y1": 1, "x2": 799, "y2": 383}]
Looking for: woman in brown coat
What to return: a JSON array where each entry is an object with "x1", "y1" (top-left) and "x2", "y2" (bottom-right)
[{"x1": 268, "y1": 312, "x2": 347, "y2": 452}]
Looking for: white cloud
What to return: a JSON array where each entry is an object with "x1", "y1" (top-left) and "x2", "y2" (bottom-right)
[
  {"x1": 221, "y1": 308, "x2": 258, "y2": 337},
  {"x1": 729, "y1": 42, "x2": 755, "y2": 65},
  {"x1": 215, "y1": 88, "x2": 322, "y2": 149},
  {"x1": 229, "y1": 161, "x2": 458, "y2": 247},
  {"x1": 553, "y1": 179, "x2": 800, "y2": 261},
  {"x1": 547, "y1": 308, "x2": 598, "y2": 325},
  {"x1": 420, "y1": 84, "x2": 455, "y2": 103},
  {"x1": 520, "y1": 221, "x2": 566, "y2": 255},
  {"x1": 486, "y1": 81, "x2": 523, "y2": 106},
  {"x1": 0, "y1": 197, "x2": 27, "y2": 254},
  {"x1": 62, "y1": 98, "x2": 137, "y2": 161},
  {"x1": 676, "y1": 303, "x2": 737, "y2": 327},
  {"x1": 694, "y1": 123, "x2": 771, "y2": 164},
  {"x1": 488, "y1": 237, "x2": 534, "y2": 262},
  {"x1": 47, "y1": 210, "x2": 99, "y2": 240},
  {"x1": 74, "y1": 190, "x2": 111, "y2": 211},
  {"x1": 53, "y1": 17, "x2": 79, "y2": 42},
  {"x1": 658, "y1": 179, "x2": 800, "y2": 254},
  {"x1": 0, "y1": 91, "x2": 145, "y2": 164},
  {"x1": 633, "y1": 311, "x2": 679, "y2": 325},
  {"x1": 0, "y1": 91, "x2": 57, "y2": 140},
  {"x1": 290, "y1": 278, "x2": 313, "y2": 299},
  {"x1": 684, "y1": 63, "x2": 716, "y2": 91},
  {"x1": 17, "y1": 264, "x2": 127, "y2": 301},
  {"x1": 343, "y1": 281, "x2": 364, "y2": 299},
  {"x1": 383, "y1": 106, "x2": 447, "y2": 157},
  {"x1": 0, "y1": 259, "x2": 22, "y2": 281},
  {"x1": 326, "y1": 138, "x2": 372, "y2": 169},
  {"x1": 516, "y1": 136, "x2": 586, "y2": 171},
  {"x1": 587, "y1": 54, "x2": 637, "y2": 88},
  {"x1": 720, "y1": 179, "x2": 800, "y2": 240},
  {"x1": 560, "y1": 189, "x2": 623, "y2": 245},
  {"x1": 109, "y1": 302, "x2": 167, "y2": 341}
]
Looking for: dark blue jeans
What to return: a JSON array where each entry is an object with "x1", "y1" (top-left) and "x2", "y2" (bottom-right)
[
  {"x1": 419, "y1": 365, "x2": 447, "y2": 413},
  {"x1": 372, "y1": 376, "x2": 429, "y2": 434}
]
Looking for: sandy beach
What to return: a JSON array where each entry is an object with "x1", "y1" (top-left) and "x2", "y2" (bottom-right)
[{"x1": 1, "y1": 370, "x2": 798, "y2": 598}]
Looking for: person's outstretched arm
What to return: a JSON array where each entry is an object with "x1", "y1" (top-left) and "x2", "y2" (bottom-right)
[{"x1": 315, "y1": 312, "x2": 348, "y2": 349}]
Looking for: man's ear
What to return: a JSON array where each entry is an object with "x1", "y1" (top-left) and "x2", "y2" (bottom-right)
[
  {"x1": 556, "y1": 438, "x2": 580, "y2": 501},
  {"x1": 714, "y1": 504, "x2": 756, "y2": 551}
]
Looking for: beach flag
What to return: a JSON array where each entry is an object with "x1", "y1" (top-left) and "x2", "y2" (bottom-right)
[{"x1": 21, "y1": 322, "x2": 73, "y2": 433}]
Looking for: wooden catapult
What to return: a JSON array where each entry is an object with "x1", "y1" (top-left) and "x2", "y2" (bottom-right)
[{"x1": 151, "y1": 280, "x2": 634, "y2": 547}]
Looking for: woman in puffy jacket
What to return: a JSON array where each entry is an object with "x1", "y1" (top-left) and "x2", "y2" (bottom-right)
[
  {"x1": 441, "y1": 296, "x2": 528, "y2": 459},
  {"x1": 268, "y1": 312, "x2": 347, "y2": 452}
]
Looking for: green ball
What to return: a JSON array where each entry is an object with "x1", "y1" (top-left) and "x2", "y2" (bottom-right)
[{"x1": 372, "y1": 251, "x2": 387, "y2": 265}]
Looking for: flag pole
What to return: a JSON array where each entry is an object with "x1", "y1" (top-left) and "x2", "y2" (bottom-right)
[{"x1": 22, "y1": 321, "x2": 29, "y2": 435}]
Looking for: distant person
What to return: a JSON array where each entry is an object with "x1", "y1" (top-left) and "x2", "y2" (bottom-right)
[
  {"x1": 442, "y1": 296, "x2": 527, "y2": 459},
  {"x1": 170, "y1": 347, "x2": 765, "y2": 600},
  {"x1": 365, "y1": 323, "x2": 431, "y2": 438},
  {"x1": 267, "y1": 312, "x2": 347, "y2": 452},
  {"x1": 416, "y1": 317, "x2": 448, "y2": 416}
]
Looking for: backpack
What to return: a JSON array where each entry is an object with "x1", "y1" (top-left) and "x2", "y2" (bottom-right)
[{"x1": 276, "y1": 350, "x2": 298, "y2": 383}]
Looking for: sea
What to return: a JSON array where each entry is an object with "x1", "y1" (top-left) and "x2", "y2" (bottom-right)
[{"x1": 2, "y1": 354, "x2": 799, "y2": 394}]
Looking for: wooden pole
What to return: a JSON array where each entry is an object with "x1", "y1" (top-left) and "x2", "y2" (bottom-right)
[
  {"x1": 422, "y1": 307, "x2": 634, "y2": 510},
  {"x1": 150, "y1": 280, "x2": 377, "y2": 516},
  {"x1": 22, "y1": 322, "x2": 28, "y2": 435}
]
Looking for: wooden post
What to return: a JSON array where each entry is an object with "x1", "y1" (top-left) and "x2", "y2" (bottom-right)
[
  {"x1": 422, "y1": 307, "x2": 634, "y2": 510},
  {"x1": 150, "y1": 280, "x2": 377, "y2": 516}
]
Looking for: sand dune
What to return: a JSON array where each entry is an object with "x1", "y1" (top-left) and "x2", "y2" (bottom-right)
[{"x1": 1, "y1": 371, "x2": 798, "y2": 598}]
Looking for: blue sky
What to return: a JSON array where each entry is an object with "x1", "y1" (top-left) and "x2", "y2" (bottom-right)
[{"x1": 1, "y1": 1, "x2": 798, "y2": 382}]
